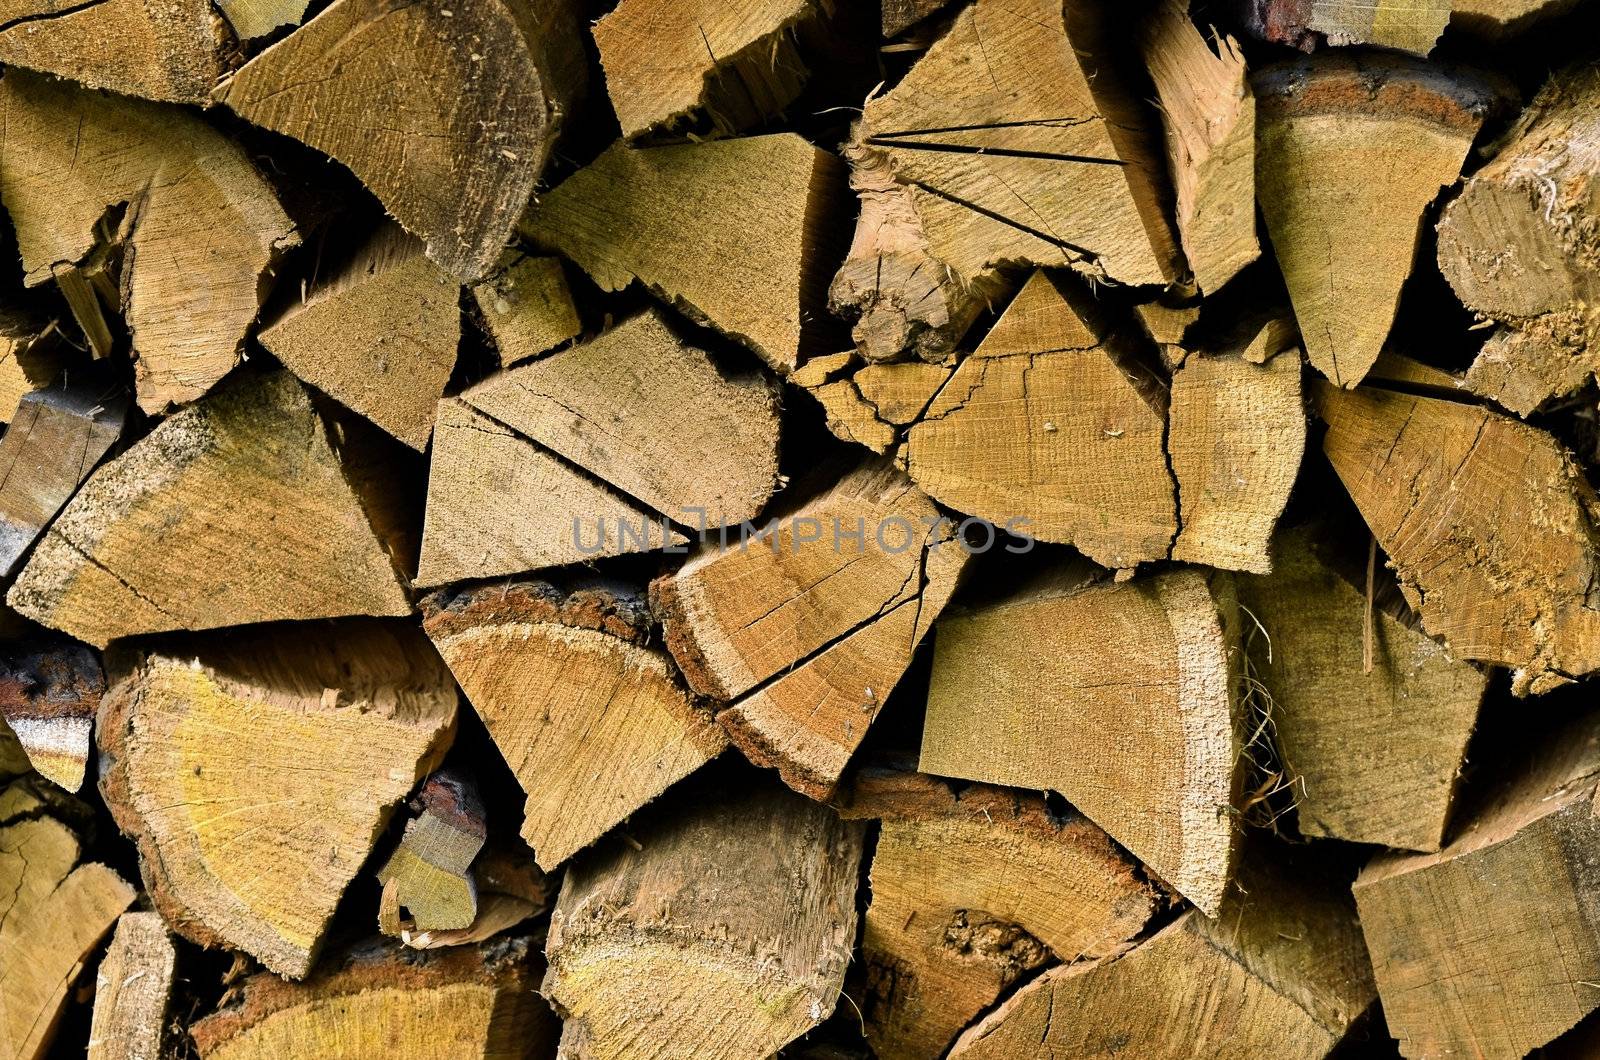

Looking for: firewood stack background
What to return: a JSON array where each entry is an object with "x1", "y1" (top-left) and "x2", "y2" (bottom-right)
[{"x1": 7, "y1": 0, "x2": 1600, "y2": 1056}]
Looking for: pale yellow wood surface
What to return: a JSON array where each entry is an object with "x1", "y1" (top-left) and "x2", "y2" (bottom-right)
[
  {"x1": 216, "y1": 0, "x2": 312, "y2": 38},
  {"x1": 470, "y1": 253, "x2": 581, "y2": 368},
  {"x1": 376, "y1": 773, "x2": 485, "y2": 934},
  {"x1": 88, "y1": 911, "x2": 177, "y2": 1060},
  {"x1": 0, "y1": 643, "x2": 104, "y2": 794},
  {"x1": 0, "y1": 0, "x2": 219, "y2": 104},
  {"x1": 1310, "y1": 0, "x2": 1450, "y2": 52},
  {"x1": 0, "y1": 314, "x2": 63, "y2": 425}
]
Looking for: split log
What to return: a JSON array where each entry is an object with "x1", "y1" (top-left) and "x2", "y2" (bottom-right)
[
  {"x1": 391, "y1": 842, "x2": 550, "y2": 950},
  {"x1": 216, "y1": 0, "x2": 312, "y2": 40},
  {"x1": 543, "y1": 780, "x2": 866, "y2": 1058},
  {"x1": 259, "y1": 225, "x2": 460, "y2": 451},
  {"x1": 219, "y1": 0, "x2": 588, "y2": 281},
  {"x1": 902, "y1": 269, "x2": 1176, "y2": 570},
  {"x1": 0, "y1": 643, "x2": 103, "y2": 792},
  {"x1": 1354, "y1": 711, "x2": 1600, "y2": 1057},
  {"x1": 523, "y1": 134, "x2": 847, "y2": 374},
  {"x1": 791, "y1": 353, "x2": 952, "y2": 455},
  {"x1": 376, "y1": 771, "x2": 486, "y2": 936},
  {"x1": 1238, "y1": 0, "x2": 1583, "y2": 52},
  {"x1": 0, "y1": 0, "x2": 219, "y2": 105},
  {"x1": 0, "y1": 312, "x2": 65, "y2": 424},
  {"x1": 8, "y1": 371, "x2": 414, "y2": 647},
  {"x1": 191, "y1": 935, "x2": 556, "y2": 1059},
  {"x1": 836, "y1": 769, "x2": 1157, "y2": 1060},
  {"x1": 97, "y1": 620, "x2": 458, "y2": 978},
  {"x1": 1253, "y1": 54, "x2": 1498, "y2": 387},
  {"x1": 468, "y1": 252, "x2": 580, "y2": 368},
  {"x1": 921, "y1": 565, "x2": 1241, "y2": 915},
  {"x1": 416, "y1": 398, "x2": 686, "y2": 585},
  {"x1": 1316, "y1": 382, "x2": 1600, "y2": 694},
  {"x1": 1140, "y1": 0, "x2": 1260, "y2": 295},
  {"x1": 1437, "y1": 63, "x2": 1600, "y2": 416},
  {"x1": 88, "y1": 911, "x2": 177, "y2": 1060},
  {"x1": 654, "y1": 458, "x2": 968, "y2": 798},
  {"x1": 950, "y1": 839, "x2": 1375, "y2": 1059},
  {"x1": 881, "y1": 0, "x2": 950, "y2": 36},
  {"x1": 0, "y1": 779, "x2": 135, "y2": 1060},
  {"x1": 423, "y1": 579, "x2": 725, "y2": 871},
  {"x1": 462, "y1": 308, "x2": 781, "y2": 528},
  {"x1": 0, "y1": 71, "x2": 300, "y2": 412}
]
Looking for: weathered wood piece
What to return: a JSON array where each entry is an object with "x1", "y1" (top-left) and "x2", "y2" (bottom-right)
[
  {"x1": 1317, "y1": 382, "x2": 1600, "y2": 695},
  {"x1": 902, "y1": 270, "x2": 1176, "y2": 570},
  {"x1": 191, "y1": 935, "x2": 556, "y2": 1059},
  {"x1": 921, "y1": 566, "x2": 1241, "y2": 915},
  {"x1": 837, "y1": 770, "x2": 1157, "y2": 1059},
  {"x1": 0, "y1": 72, "x2": 299, "y2": 413},
  {"x1": 523, "y1": 134, "x2": 846, "y2": 374},
  {"x1": 219, "y1": 0, "x2": 587, "y2": 281},
  {"x1": 1239, "y1": 0, "x2": 1583, "y2": 51},
  {"x1": 88, "y1": 911, "x2": 177, "y2": 1060},
  {"x1": 98, "y1": 621, "x2": 458, "y2": 978},
  {"x1": 881, "y1": 0, "x2": 950, "y2": 35},
  {"x1": 544, "y1": 781, "x2": 865, "y2": 1059},
  {"x1": 393, "y1": 843, "x2": 550, "y2": 951},
  {"x1": 423, "y1": 579, "x2": 724, "y2": 871},
  {"x1": 376, "y1": 771, "x2": 486, "y2": 936},
  {"x1": 1254, "y1": 54, "x2": 1497, "y2": 387},
  {"x1": 469, "y1": 253, "x2": 580, "y2": 367},
  {"x1": 8, "y1": 371, "x2": 412, "y2": 647},
  {"x1": 0, "y1": 0, "x2": 220, "y2": 104},
  {"x1": 0, "y1": 312, "x2": 64, "y2": 425},
  {"x1": 260, "y1": 225, "x2": 460, "y2": 451},
  {"x1": 0, "y1": 643, "x2": 103, "y2": 792}
]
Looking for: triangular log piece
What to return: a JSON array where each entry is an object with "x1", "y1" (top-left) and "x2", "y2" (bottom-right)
[
  {"x1": 902, "y1": 270, "x2": 1176, "y2": 569},
  {"x1": 416, "y1": 398, "x2": 687, "y2": 585},
  {"x1": 522, "y1": 134, "x2": 848, "y2": 375},
  {"x1": 376, "y1": 771, "x2": 486, "y2": 936},
  {"x1": 1253, "y1": 53, "x2": 1499, "y2": 387},
  {"x1": 422, "y1": 579, "x2": 725, "y2": 871},
  {"x1": 259, "y1": 225, "x2": 460, "y2": 451},
  {"x1": 0, "y1": 0, "x2": 219, "y2": 104},
  {"x1": 96, "y1": 620, "x2": 458, "y2": 979},
  {"x1": 462, "y1": 308, "x2": 782, "y2": 528},
  {"x1": 0, "y1": 72, "x2": 300, "y2": 413},
  {"x1": 8, "y1": 371, "x2": 414, "y2": 647},
  {"x1": 835, "y1": 769, "x2": 1158, "y2": 1059},
  {"x1": 218, "y1": 0, "x2": 588, "y2": 281},
  {"x1": 1354, "y1": 712, "x2": 1600, "y2": 1058},
  {"x1": 87, "y1": 911, "x2": 177, "y2": 1060},
  {"x1": 543, "y1": 780, "x2": 866, "y2": 1058},
  {"x1": 190, "y1": 935, "x2": 556, "y2": 1058},
  {"x1": 469, "y1": 252, "x2": 581, "y2": 368},
  {"x1": 0, "y1": 643, "x2": 103, "y2": 793},
  {"x1": 921, "y1": 565, "x2": 1241, "y2": 915},
  {"x1": 1316, "y1": 381, "x2": 1600, "y2": 694},
  {"x1": 0, "y1": 311, "x2": 65, "y2": 424}
]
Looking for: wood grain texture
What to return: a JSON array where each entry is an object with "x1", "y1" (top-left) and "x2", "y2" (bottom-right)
[
  {"x1": 0, "y1": 0, "x2": 220, "y2": 104},
  {"x1": 216, "y1": 0, "x2": 312, "y2": 39},
  {"x1": 470, "y1": 252, "x2": 580, "y2": 368},
  {"x1": 0, "y1": 643, "x2": 103, "y2": 793},
  {"x1": 376, "y1": 772, "x2": 485, "y2": 934},
  {"x1": 97, "y1": 621, "x2": 458, "y2": 978},
  {"x1": 0, "y1": 311, "x2": 64, "y2": 425},
  {"x1": 219, "y1": 0, "x2": 587, "y2": 281},
  {"x1": 921, "y1": 566, "x2": 1241, "y2": 915},
  {"x1": 88, "y1": 911, "x2": 177, "y2": 1060},
  {"x1": 790, "y1": 356, "x2": 954, "y2": 456}
]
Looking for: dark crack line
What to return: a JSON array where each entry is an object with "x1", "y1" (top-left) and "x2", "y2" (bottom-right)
[{"x1": 868, "y1": 138, "x2": 1126, "y2": 166}]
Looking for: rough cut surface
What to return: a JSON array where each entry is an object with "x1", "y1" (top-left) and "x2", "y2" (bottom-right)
[
  {"x1": 88, "y1": 911, "x2": 177, "y2": 1060},
  {"x1": 0, "y1": 0, "x2": 220, "y2": 104},
  {"x1": 470, "y1": 253, "x2": 581, "y2": 367},
  {"x1": 0, "y1": 642, "x2": 103, "y2": 792}
]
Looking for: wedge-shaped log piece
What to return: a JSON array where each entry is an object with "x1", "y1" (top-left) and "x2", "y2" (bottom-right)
[
  {"x1": 88, "y1": 911, "x2": 177, "y2": 1060},
  {"x1": 260, "y1": 226, "x2": 460, "y2": 451},
  {"x1": 1168, "y1": 347, "x2": 1304, "y2": 573},
  {"x1": 0, "y1": 643, "x2": 103, "y2": 793},
  {"x1": 8, "y1": 371, "x2": 412, "y2": 646},
  {"x1": 903, "y1": 270, "x2": 1176, "y2": 569},
  {"x1": 391, "y1": 842, "x2": 550, "y2": 951},
  {"x1": 544, "y1": 780, "x2": 865, "y2": 1059},
  {"x1": 376, "y1": 771, "x2": 485, "y2": 935},
  {"x1": 524, "y1": 134, "x2": 846, "y2": 374},
  {"x1": 1254, "y1": 54, "x2": 1498, "y2": 387},
  {"x1": 791, "y1": 353, "x2": 952, "y2": 455},
  {"x1": 1317, "y1": 382, "x2": 1600, "y2": 694},
  {"x1": 1355, "y1": 712, "x2": 1600, "y2": 1058},
  {"x1": 951, "y1": 840, "x2": 1375, "y2": 1058},
  {"x1": 97, "y1": 621, "x2": 458, "y2": 978},
  {"x1": 1141, "y1": 0, "x2": 1259, "y2": 295},
  {"x1": 464, "y1": 309, "x2": 781, "y2": 528},
  {"x1": 0, "y1": 0, "x2": 219, "y2": 104},
  {"x1": 191, "y1": 935, "x2": 555, "y2": 1059},
  {"x1": 0, "y1": 780, "x2": 135, "y2": 1060},
  {"x1": 0, "y1": 311, "x2": 65, "y2": 425},
  {"x1": 0, "y1": 72, "x2": 299, "y2": 413},
  {"x1": 1438, "y1": 64, "x2": 1600, "y2": 415},
  {"x1": 220, "y1": 0, "x2": 586, "y2": 281},
  {"x1": 423, "y1": 579, "x2": 725, "y2": 871},
  {"x1": 837, "y1": 769, "x2": 1157, "y2": 1060},
  {"x1": 469, "y1": 253, "x2": 580, "y2": 368},
  {"x1": 922, "y1": 566, "x2": 1241, "y2": 915}
]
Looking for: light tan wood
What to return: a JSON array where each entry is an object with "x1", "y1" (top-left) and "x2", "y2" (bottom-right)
[
  {"x1": 837, "y1": 770, "x2": 1157, "y2": 1059},
  {"x1": 390, "y1": 844, "x2": 550, "y2": 951},
  {"x1": 902, "y1": 270, "x2": 1176, "y2": 569},
  {"x1": 260, "y1": 225, "x2": 460, "y2": 451},
  {"x1": 0, "y1": 312, "x2": 64, "y2": 425},
  {"x1": 921, "y1": 566, "x2": 1241, "y2": 915},
  {"x1": 1310, "y1": 0, "x2": 1451, "y2": 52},
  {"x1": 1248, "y1": 0, "x2": 1579, "y2": 50},
  {"x1": 88, "y1": 911, "x2": 177, "y2": 1060},
  {"x1": 1317, "y1": 382, "x2": 1600, "y2": 695},
  {"x1": 423, "y1": 580, "x2": 725, "y2": 871},
  {"x1": 1254, "y1": 54, "x2": 1497, "y2": 387},
  {"x1": 469, "y1": 252, "x2": 580, "y2": 368},
  {"x1": 0, "y1": 643, "x2": 104, "y2": 793},
  {"x1": 216, "y1": 0, "x2": 312, "y2": 39},
  {"x1": 523, "y1": 134, "x2": 847, "y2": 374},
  {"x1": 0, "y1": 0, "x2": 219, "y2": 104},
  {"x1": 1141, "y1": 0, "x2": 1259, "y2": 295},
  {"x1": 97, "y1": 621, "x2": 458, "y2": 978},
  {"x1": 220, "y1": 0, "x2": 587, "y2": 281},
  {"x1": 790, "y1": 354, "x2": 951, "y2": 455},
  {"x1": 376, "y1": 772, "x2": 485, "y2": 935},
  {"x1": 52, "y1": 241, "x2": 119, "y2": 359},
  {"x1": 8, "y1": 371, "x2": 412, "y2": 647},
  {"x1": 0, "y1": 71, "x2": 299, "y2": 413},
  {"x1": 544, "y1": 781, "x2": 865, "y2": 1059}
]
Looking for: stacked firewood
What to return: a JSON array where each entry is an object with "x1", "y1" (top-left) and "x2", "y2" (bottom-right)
[{"x1": 4, "y1": 0, "x2": 1600, "y2": 1057}]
